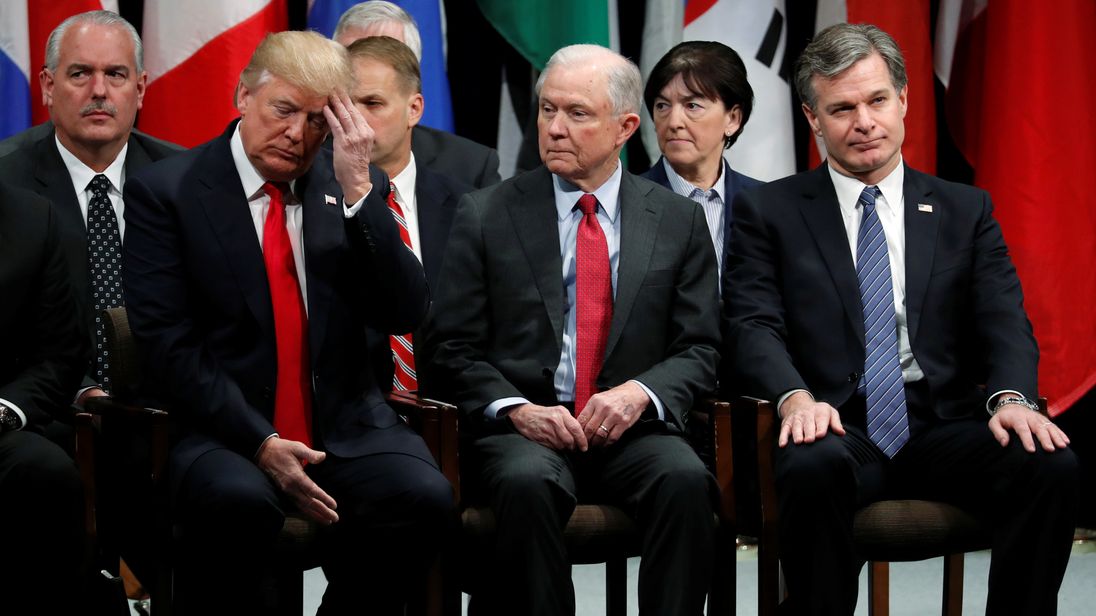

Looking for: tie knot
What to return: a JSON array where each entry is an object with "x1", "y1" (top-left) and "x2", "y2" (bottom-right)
[
  {"x1": 858, "y1": 185, "x2": 881, "y2": 210},
  {"x1": 89, "y1": 174, "x2": 111, "y2": 194},
  {"x1": 576, "y1": 193, "x2": 598, "y2": 216},
  {"x1": 262, "y1": 181, "x2": 291, "y2": 204}
]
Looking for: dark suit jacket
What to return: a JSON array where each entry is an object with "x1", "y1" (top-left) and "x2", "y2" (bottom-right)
[
  {"x1": 412, "y1": 125, "x2": 501, "y2": 189},
  {"x1": 0, "y1": 185, "x2": 87, "y2": 430},
  {"x1": 122, "y1": 121, "x2": 430, "y2": 469},
  {"x1": 642, "y1": 156, "x2": 762, "y2": 268},
  {"x1": 725, "y1": 163, "x2": 1038, "y2": 420},
  {"x1": 425, "y1": 166, "x2": 721, "y2": 432},
  {"x1": 0, "y1": 122, "x2": 182, "y2": 391},
  {"x1": 369, "y1": 162, "x2": 471, "y2": 391}
]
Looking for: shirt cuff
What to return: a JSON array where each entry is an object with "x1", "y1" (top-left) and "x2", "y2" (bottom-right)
[
  {"x1": 73, "y1": 385, "x2": 101, "y2": 406},
  {"x1": 342, "y1": 188, "x2": 372, "y2": 218},
  {"x1": 628, "y1": 380, "x2": 665, "y2": 421},
  {"x1": 777, "y1": 389, "x2": 813, "y2": 416},
  {"x1": 986, "y1": 389, "x2": 1025, "y2": 414},
  {"x1": 0, "y1": 397, "x2": 26, "y2": 431},
  {"x1": 254, "y1": 432, "x2": 279, "y2": 460},
  {"x1": 484, "y1": 397, "x2": 530, "y2": 420}
]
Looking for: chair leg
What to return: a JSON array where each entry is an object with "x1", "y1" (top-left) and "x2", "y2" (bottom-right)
[
  {"x1": 274, "y1": 569, "x2": 303, "y2": 616},
  {"x1": 758, "y1": 542, "x2": 780, "y2": 616},
  {"x1": 942, "y1": 553, "x2": 964, "y2": 616},
  {"x1": 868, "y1": 561, "x2": 889, "y2": 616},
  {"x1": 707, "y1": 525, "x2": 735, "y2": 616},
  {"x1": 606, "y1": 558, "x2": 627, "y2": 616}
]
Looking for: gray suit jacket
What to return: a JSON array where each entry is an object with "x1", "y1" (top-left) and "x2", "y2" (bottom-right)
[
  {"x1": 425, "y1": 166, "x2": 721, "y2": 432},
  {"x1": 411, "y1": 125, "x2": 501, "y2": 189}
]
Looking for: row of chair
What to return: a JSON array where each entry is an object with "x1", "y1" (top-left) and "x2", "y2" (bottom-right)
[{"x1": 75, "y1": 306, "x2": 998, "y2": 615}]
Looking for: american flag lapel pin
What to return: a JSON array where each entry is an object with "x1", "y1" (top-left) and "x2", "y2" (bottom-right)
[
  {"x1": 917, "y1": 203, "x2": 933, "y2": 213},
  {"x1": 325, "y1": 194, "x2": 338, "y2": 206}
]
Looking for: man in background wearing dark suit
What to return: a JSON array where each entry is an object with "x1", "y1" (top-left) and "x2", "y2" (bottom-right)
[
  {"x1": 347, "y1": 36, "x2": 471, "y2": 392},
  {"x1": 122, "y1": 31, "x2": 452, "y2": 615},
  {"x1": 0, "y1": 10, "x2": 180, "y2": 411},
  {"x1": 0, "y1": 188, "x2": 88, "y2": 615},
  {"x1": 725, "y1": 23, "x2": 1077, "y2": 615},
  {"x1": 427, "y1": 44, "x2": 720, "y2": 615},
  {"x1": 333, "y1": 0, "x2": 501, "y2": 188}
]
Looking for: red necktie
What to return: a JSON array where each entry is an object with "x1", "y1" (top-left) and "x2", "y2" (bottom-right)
[
  {"x1": 261, "y1": 182, "x2": 313, "y2": 447},
  {"x1": 574, "y1": 193, "x2": 612, "y2": 413},
  {"x1": 386, "y1": 183, "x2": 418, "y2": 391}
]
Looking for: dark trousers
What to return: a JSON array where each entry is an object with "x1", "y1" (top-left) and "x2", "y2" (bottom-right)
[
  {"x1": 0, "y1": 430, "x2": 85, "y2": 616},
  {"x1": 775, "y1": 387, "x2": 1078, "y2": 616},
  {"x1": 467, "y1": 423, "x2": 717, "y2": 616},
  {"x1": 171, "y1": 424, "x2": 454, "y2": 616}
]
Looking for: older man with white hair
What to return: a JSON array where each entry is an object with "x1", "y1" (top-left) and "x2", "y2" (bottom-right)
[{"x1": 426, "y1": 44, "x2": 720, "y2": 615}]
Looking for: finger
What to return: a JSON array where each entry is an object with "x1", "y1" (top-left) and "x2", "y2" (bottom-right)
[
  {"x1": 322, "y1": 105, "x2": 345, "y2": 138},
  {"x1": 1050, "y1": 425, "x2": 1070, "y2": 448},
  {"x1": 987, "y1": 416, "x2": 1010, "y2": 447},
  {"x1": 790, "y1": 416, "x2": 805, "y2": 445},
  {"x1": 813, "y1": 407, "x2": 830, "y2": 439},
  {"x1": 1034, "y1": 422, "x2": 1057, "y2": 452},
  {"x1": 581, "y1": 404, "x2": 608, "y2": 441},
  {"x1": 301, "y1": 496, "x2": 340, "y2": 525},
  {"x1": 563, "y1": 414, "x2": 588, "y2": 452},
  {"x1": 829, "y1": 408, "x2": 846, "y2": 435},
  {"x1": 1014, "y1": 423, "x2": 1036, "y2": 453},
  {"x1": 778, "y1": 421, "x2": 791, "y2": 448},
  {"x1": 604, "y1": 422, "x2": 626, "y2": 447},
  {"x1": 800, "y1": 413, "x2": 816, "y2": 444}
]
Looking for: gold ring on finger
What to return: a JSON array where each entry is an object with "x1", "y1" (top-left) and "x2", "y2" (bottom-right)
[{"x1": 598, "y1": 424, "x2": 609, "y2": 434}]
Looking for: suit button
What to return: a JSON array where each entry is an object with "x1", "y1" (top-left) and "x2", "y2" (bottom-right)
[
  {"x1": 262, "y1": 387, "x2": 273, "y2": 400},
  {"x1": 848, "y1": 372, "x2": 861, "y2": 383}
]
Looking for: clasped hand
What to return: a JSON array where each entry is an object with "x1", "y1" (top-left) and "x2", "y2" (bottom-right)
[{"x1": 509, "y1": 382, "x2": 650, "y2": 451}]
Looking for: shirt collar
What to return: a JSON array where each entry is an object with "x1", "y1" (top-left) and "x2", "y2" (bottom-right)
[
  {"x1": 552, "y1": 162, "x2": 623, "y2": 223},
  {"x1": 827, "y1": 157, "x2": 905, "y2": 214},
  {"x1": 390, "y1": 152, "x2": 417, "y2": 206},
  {"x1": 230, "y1": 123, "x2": 299, "y2": 202},
  {"x1": 662, "y1": 156, "x2": 725, "y2": 200},
  {"x1": 55, "y1": 134, "x2": 128, "y2": 194}
]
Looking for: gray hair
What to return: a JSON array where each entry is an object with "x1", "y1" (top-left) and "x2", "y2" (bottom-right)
[
  {"x1": 46, "y1": 10, "x2": 143, "y2": 73},
  {"x1": 334, "y1": 1, "x2": 422, "y2": 61},
  {"x1": 794, "y1": 23, "x2": 907, "y2": 110},
  {"x1": 535, "y1": 44, "x2": 643, "y2": 117}
]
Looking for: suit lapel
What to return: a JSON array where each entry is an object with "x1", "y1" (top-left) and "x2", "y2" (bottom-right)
[
  {"x1": 299, "y1": 157, "x2": 341, "y2": 362},
  {"x1": 33, "y1": 137, "x2": 89, "y2": 305},
  {"x1": 605, "y1": 172, "x2": 660, "y2": 360},
  {"x1": 902, "y1": 166, "x2": 940, "y2": 345},
  {"x1": 415, "y1": 166, "x2": 456, "y2": 288},
  {"x1": 798, "y1": 165, "x2": 865, "y2": 344},
  {"x1": 509, "y1": 168, "x2": 565, "y2": 346},
  {"x1": 122, "y1": 133, "x2": 154, "y2": 176},
  {"x1": 195, "y1": 127, "x2": 274, "y2": 330}
]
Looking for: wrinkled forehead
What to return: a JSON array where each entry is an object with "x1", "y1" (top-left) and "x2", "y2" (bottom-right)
[{"x1": 59, "y1": 23, "x2": 138, "y2": 69}]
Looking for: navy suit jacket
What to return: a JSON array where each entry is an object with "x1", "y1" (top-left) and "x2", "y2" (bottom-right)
[
  {"x1": 122, "y1": 122, "x2": 430, "y2": 471},
  {"x1": 0, "y1": 124, "x2": 182, "y2": 391},
  {"x1": 724, "y1": 163, "x2": 1038, "y2": 419},
  {"x1": 412, "y1": 125, "x2": 501, "y2": 189},
  {"x1": 642, "y1": 156, "x2": 761, "y2": 271}
]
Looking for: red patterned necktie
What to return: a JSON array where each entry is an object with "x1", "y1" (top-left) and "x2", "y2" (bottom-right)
[
  {"x1": 386, "y1": 183, "x2": 418, "y2": 391},
  {"x1": 261, "y1": 182, "x2": 313, "y2": 447},
  {"x1": 574, "y1": 193, "x2": 612, "y2": 413}
]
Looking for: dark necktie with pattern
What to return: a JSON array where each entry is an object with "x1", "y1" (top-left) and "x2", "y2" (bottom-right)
[
  {"x1": 87, "y1": 174, "x2": 124, "y2": 391},
  {"x1": 856, "y1": 185, "x2": 909, "y2": 457}
]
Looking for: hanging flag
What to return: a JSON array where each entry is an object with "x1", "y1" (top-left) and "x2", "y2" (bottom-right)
[
  {"x1": 0, "y1": 2, "x2": 30, "y2": 139},
  {"x1": 27, "y1": 1, "x2": 120, "y2": 127},
  {"x1": 684, "y1": 0, "x2": 796, "y2": 182},
  {"x1": 810, "y1": 0, "x2": 936, "y2": 174},
  {"x1": 475, "y1": 0, "x2": 611, "y2": 71},
  {"x1": 936, "y1": 0, "x2": 1096, "y2": 416},
  {"x1": 309, "y1": 0, "x2": 453, "y2": 132},
  {"x1": 138, "y1": 0, "x2": 287, "y2": 148},
  {"x1": 638, "y1": 0, "x2": 683, "y2": 164}
]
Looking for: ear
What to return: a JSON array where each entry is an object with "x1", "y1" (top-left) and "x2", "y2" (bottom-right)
[
  {"x1": 134, "y1": 71, "x2": 148, "y2": 111},
  {"x1": 724, "y1": 104, "x2": 743, "y2": 138},
  {"x1": 407, "y1": 92, "x2": 424, "y2": 128},
  {"x1": 236, "y1": 82, "x2": 251, "y2": 114},
  {"x1": 39, "y1": 68, "x2": 54, "y2": 108},
  {"x1": 616, "y1": 111, "x2": 641, "y2": 147},
  {"x1": 897, "y1": 84, "x2": 908, "y2": 119},
  {"x1": 802, "y1": 102, "x2": 821, "y2": 136}
]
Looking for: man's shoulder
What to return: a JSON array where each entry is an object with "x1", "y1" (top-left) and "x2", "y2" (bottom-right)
[
  {"x1": 413, "y1": 125, "x2": 493, "y2": 158},
  {"x1": 129, "y1": 128, "x2": 185, "y2": 160},
  {"x1": 411, "y1": 125, "x2": 500, "y2": 187},
  {"x1": 0, "y1": 122, "x2": 53, "y2": 158}
]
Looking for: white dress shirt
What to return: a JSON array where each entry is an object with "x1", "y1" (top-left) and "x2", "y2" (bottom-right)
[
  {"x1": 55, "y1": 136, "x2": 128, "y2": 238},
  {"x1": 389, "y1": 153, "x2": 423, "y2": 263}
]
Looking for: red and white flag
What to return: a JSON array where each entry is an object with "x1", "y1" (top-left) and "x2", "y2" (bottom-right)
[
  {"x1": 936, "y1": 0, "x2": 1096, "y2": 416},
  {"x1": 810, "y1": 0, "x2": 936, "y2": 173},
  {"x1": 28, "y1": 1, "x2": 119, "y2": 125},
  {"x1": 139, "y1": 0, "x2": 287, "y2": 147}
]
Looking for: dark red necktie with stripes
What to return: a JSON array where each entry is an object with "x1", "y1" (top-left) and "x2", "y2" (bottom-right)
[
  {"x1": 261, "y1": 181, "x2": 313, "y2": 447},
  {"x1": 574, "y1": 193, "x2": 612, "y2": 413},
  {"x1": 385, "y1": 183, "x2": 418, "y2": 391}
]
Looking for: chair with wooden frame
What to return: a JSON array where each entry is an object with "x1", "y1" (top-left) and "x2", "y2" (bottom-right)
[
  {"x1": 73, "y1": 306, "x2": 455, "y2": 616},
  {"x1": 735, "y1": 395, "x2": 1041, "y2": 616},
  {"x1": 400, "y1": 387, "x2": 739, "y2": 616}
]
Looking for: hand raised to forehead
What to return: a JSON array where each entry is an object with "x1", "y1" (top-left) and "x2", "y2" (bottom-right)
[{"x1": 323, "y1": 88, "x2": 375, "y2": 204}]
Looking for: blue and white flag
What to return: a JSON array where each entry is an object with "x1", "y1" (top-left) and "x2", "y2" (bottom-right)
[
  {"x1": 309, "y1": 0, "x2": 454, "y2": 131},
  {"x1": 0, "y1": 2, "x2": 31, "y2": 139}
]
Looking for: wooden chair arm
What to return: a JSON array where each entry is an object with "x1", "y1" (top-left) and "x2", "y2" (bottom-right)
[
  {"x1": 386, "y1": 391, "x2": 461, "y2": 503},
  {"x1": 690, "y1": 399, "x2": 735, "y2": 523}
]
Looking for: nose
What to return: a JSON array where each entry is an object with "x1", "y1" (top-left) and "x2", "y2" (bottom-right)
[
  {"x1": 89, "y1": 71, "x2": 107, "y2": 98},
  {"x1": 547, "y1": 113, "x2": 567, "y2": 138},
  {"x1": 852, "y1": 103, "x2": 874, "y2": 132},
  {"x1": 284, "y1": 115, "x2": 305, "y2": 143},
  {"x1": 667, "y1": 103, "x2": 686, "y2": 128}
]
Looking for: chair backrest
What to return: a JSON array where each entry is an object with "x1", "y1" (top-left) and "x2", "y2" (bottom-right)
[{"x1": 103, "y1": 306, "x2": 141, "y2": 400}]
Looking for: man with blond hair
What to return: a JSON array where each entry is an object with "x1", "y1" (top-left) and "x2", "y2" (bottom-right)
[
  {"x1": 427, "y1": 44, "x2": 720, "y2": 615},
  {"x1": 123, "y1": 31, "x2": 452, "y2": 615}
]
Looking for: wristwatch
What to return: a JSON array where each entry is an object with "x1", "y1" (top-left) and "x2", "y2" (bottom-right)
[
  {"x1": 0, "y1": 404, "x2": 21, "y2": 433},
  {"x1": 989, "y1": 394, "x2": 1040, "y2": 416}
]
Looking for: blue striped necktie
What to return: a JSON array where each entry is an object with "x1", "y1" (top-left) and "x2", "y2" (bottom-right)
[{"x1": 856, "y1": 186, "x2": 909, "y2": 457}]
